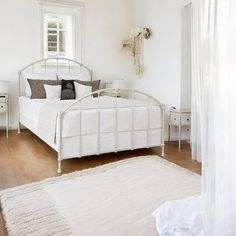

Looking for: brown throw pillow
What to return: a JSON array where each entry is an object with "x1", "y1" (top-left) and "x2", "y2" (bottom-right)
[
  {"x1": 27, "y1": 79, "x2": 61, "y2": 99},
  {"x1": 74, "y1": 80, "x2": 101, "y2": 97}
]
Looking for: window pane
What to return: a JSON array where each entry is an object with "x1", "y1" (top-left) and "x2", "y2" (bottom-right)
[
  {"x1": 43, "y1": 12, "x2": 75, "y2": 59},
  {"x1": 48, "y1": 47, "x2": 57, "y2": 52},
  {"x1": 48, "y1": 30, "x2": 57, "y2": 34},
  {"x1": 48, "y1": 42, "x2": 57, "y2": 46},
  {"x1": 48, "y1": 22, "x2": 57, "y2": 29},
  {"x1": 59, "y1": 31, "x2": 65, "y2": 52},
  {"x1": 59, "y1": 23, "x2": 63, "y2": 29},
  {"x1": 48, "y1": 35, "x2": 57, "y2": 42}
]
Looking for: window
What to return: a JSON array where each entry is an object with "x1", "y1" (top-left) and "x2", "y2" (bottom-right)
[
  {"x1": 39, "y1": 1, "x2": 83, "y2": 60},
  {"x1": 43, "y1": 13, "x2": 74, "y2": 59}
]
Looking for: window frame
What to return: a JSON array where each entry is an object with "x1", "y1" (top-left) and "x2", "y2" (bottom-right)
[{"x1": 38, "y1": 0, "x2": 84, "y2": 62}]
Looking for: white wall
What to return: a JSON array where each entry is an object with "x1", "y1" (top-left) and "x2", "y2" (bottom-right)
[
  {"x1": 130, "y1": 0, "x2": 182, "y2": 109},
  {"x1": 130, "y1": 0, "x2": 190, "y2": 140},
  {"x1": 83, "y1": 0, "x2": 133, "y2": 82},
  {"x1": 181, "y1": 4, "x2": 191, "y2": 109},
  {"x1": 0, "y1": 0, "x2": 40, "y2": 128},
  {"x1": 0, "y1": 0, "x2": 133, "y2": 128}
]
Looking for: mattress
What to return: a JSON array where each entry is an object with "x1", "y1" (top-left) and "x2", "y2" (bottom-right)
[
  {"x1": 19, "y1": 97, "x2": 72, "y2": 124},
  {"x1": 19, "y1": 96, "x2": 162, "y2": 131}
]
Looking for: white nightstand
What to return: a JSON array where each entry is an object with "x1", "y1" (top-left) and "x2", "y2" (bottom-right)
[
  {"x1": 168, "y1": 108, "x2": 191, "y2": 151},
  {"x1": 0, "y1": 94, "x2": 9, "y2": 138}
]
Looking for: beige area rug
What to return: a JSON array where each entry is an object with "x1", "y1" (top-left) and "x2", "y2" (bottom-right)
[{"x1": 0, "y1": 156, "x2": 201, "y2": 236}]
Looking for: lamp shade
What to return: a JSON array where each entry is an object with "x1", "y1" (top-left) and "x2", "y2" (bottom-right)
[
  {"x1": 0, "y1": 81, "x2": 9, "y2": 94},
  {"x1": 112, "y1": 79, "x2": 126, "y2": 89}
]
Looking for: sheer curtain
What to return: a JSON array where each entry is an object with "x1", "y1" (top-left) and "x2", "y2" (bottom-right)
[
  {"x1": 191, "y1": 0, "x2": 205, "y2": 162},
  {"x1": 191, "y1": 0, "x2": 236, "y2": 234}
]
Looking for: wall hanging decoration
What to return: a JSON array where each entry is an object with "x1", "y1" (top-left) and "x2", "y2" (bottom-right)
[{"x1": 122, "y1": 27, "x2": 152, "y2": 75}]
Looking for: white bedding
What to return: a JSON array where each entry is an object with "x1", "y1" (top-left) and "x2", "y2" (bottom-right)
[
  {"x1": 19, "y1": 96, "x2": 163, "y2": 158},
  {"x1": 153, "y1": 196, "x2": 203, "y2": 236},
  {"x1": 19, "y1": 97, "x2": 46, "y2": 124}
]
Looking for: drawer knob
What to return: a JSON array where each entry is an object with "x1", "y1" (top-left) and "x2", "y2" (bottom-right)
[{"x1": 187, "y1": 118, "x2": 190, "y2": 121}]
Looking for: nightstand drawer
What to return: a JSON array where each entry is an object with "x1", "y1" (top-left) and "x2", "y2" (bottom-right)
[
  {"x1": 0, "y1": 103, "x2": 7, "y2": 113},
  {"x1": 170, "y1": 114, "x2": 180, "y2": 125},
  {"x1": 0, "y1": 97, "x2": 7, "y2": 103},
  {"x1": 181, "y1": 115, "x2": 191, "y2": 125}
]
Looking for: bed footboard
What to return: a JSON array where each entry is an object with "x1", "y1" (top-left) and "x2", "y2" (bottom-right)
[{"x1": 56, "y1": 88, "x2": 165, "y2": 174}]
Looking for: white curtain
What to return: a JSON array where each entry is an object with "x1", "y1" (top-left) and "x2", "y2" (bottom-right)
[
  {"x1": 191, "y1": 0, "x2": 205, "y2": 162},
  {"x1": 191, "y1": 0, "x2": 236, "y2": 234}
]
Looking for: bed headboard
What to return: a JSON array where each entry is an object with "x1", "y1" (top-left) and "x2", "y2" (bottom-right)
[{"x1": 18, "y1": 58, "x2": 93, "y2": 96}]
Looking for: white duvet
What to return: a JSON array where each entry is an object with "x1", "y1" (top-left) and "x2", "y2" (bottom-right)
[{"x1": 35, "y1": 96, "x2": 162, "y2": 140}]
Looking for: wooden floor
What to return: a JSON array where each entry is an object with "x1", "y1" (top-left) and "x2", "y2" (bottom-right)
[{"x1": 0, "y1": 130, "x2": 201, "y2": 235}]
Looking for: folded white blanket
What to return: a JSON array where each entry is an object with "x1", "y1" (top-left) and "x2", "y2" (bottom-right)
[{"x1": 153, "y1": 196, "x2": 203, "y2": 236}]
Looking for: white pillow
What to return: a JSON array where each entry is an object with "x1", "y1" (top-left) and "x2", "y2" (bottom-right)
[
  {"x1": 24, "y1": 73, "x2": 57, "y2": 97},
  {"x1": 44, "y1": 84, "x2": 62, "y2": 99},
  {"x1": 58, "y1": 73, "x2": 87, "y2": 81},
  {"x1": 74, "y1": 82, "x2": 92, "y2": 99}
]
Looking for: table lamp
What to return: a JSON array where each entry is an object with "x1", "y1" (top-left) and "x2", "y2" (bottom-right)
[
  {"x1": 0, "y1": 81, "x2": 9, "y2": 96},
  {"x1": 112, "y1": 79, "x2": 126, "y2": 89}
]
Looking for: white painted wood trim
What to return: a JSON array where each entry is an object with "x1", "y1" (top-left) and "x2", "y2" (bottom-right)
[
  {"x1": 38, "y1": 0, "x2": 84, "y2": 61},
  {"x1": 37, "y1": 0, "x2": 85, "y2": 8}
]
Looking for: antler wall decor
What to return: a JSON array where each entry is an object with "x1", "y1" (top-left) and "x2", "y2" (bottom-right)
[{"x1": 122, "y1": 27, "x2": 152, "y2": 75}]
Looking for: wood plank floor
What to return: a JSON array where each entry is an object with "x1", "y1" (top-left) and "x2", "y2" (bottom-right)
[{"x1": 0, "y1": 130, "x2": 201, "y2": 235}]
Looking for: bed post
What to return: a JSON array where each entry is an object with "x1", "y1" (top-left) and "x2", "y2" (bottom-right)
[
  {"x1": 161, "y1": 104, "x2": 165, "y2": 157},
  {"x1": 57, "y1": 157, "x2": 62, "y2": 175},
  {"x1": 57, "y1": 112, "x2": 62, "y2": 174}
]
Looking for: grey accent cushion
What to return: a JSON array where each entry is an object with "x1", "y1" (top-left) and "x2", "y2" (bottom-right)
[
  {"x1": 27, "y1": 79, "x2": 61, "y2": 99},
  {"x1": 61, "y1": 80, "x2": 75, "y2": 100},
  {"x1": 74, "y1": 80, "x2": 101, "y2": 97}
]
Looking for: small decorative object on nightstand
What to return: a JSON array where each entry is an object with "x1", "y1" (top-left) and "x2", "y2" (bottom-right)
[
  {"x1": 112, "y1": 79, "x2": 126, "y2": 89},
  {"x1": 103, "y1": 79, "x2": 126, "y2": 97},
  {"x1": 168, "y1": 108, "x2": 191, "y2": 152},
  {"x1": 0, "y1": 81, "x2": 9, "y2": 138},
  {"x1": 104, "y1": 91, "x2": 121, "y2": 98}
]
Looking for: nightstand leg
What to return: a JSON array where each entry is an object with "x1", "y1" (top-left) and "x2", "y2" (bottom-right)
[
  {"x1": 168, "y1": 125, "x2": 170, "y2": 141},
  {"x1": 178, "y1": 124, "x2": 181, "y2": 152},
  {"x1": 57, "y1": 158, "x2": 62, "y2": 175},
  {"x1": 6, "y1": 111, "x2": 8, "y2": 138},
  {"x1": 161, "y1": 145, "x2": 165, "y2": 157}
]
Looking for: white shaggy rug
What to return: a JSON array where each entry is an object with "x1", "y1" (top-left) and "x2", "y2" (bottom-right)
[{"x1": 0, "y1": 156, "x2": 201, "y2": 236}]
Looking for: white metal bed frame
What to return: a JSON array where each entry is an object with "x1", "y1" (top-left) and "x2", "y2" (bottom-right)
[{"x1": 18, "y1": 58, "x2": 165, "y2": 174}]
